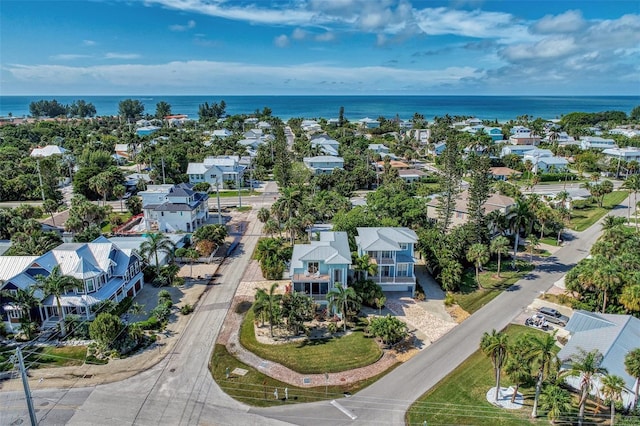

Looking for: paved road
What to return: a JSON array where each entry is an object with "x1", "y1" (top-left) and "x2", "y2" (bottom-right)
[
  {"x1": 1, "y1": 195, "x2": 630, "y2": 426},
  {"x1": 250, "y1": 196, "x2": 632, "y2": 426},
  {"x1": 1, "y1": 207, "x2": 291, "y2": 426}
]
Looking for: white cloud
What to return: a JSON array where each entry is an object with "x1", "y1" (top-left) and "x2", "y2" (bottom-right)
[
  {"x1": 501, "y1": 37, "x2": 578, "y2": 62},
  {"x1": 50, "y1": 54, "x2": 91, "y2": 61},
  {"x1": 274, "y1": 35, "x2": 289, "y2": 48},
  {"x1": 531, "y1": 10, "x2": 586, "y2": 34},
  {"x1": 292, "y1": 28, "x2": 307, "y2": 40},
  {"x1": 82, "y1": 40, "x2": 96, "y2": 46},
  {"x1": 315, "y1": 32, "x2": 335, "y2": 42},
  {"x1": 169, "y1": 19, "x2": 196, "y2": 31},
  {"x1": 104, "y1": 52, "x2": 141, "y2": 59}
]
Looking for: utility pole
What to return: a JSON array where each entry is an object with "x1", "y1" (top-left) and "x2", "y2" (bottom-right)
[
  {"x1": 161, "y1": 157, "x2": 166, "y2": 184},
  {"x1": 216, "y1": 180, "x2": 222, "y2": 225},
  {"x1": 237, "y1": 171, "x2": 242, "y2": 208},
  {"x1": 17, "y1": 347, "x2": 38, "y2": 426}
]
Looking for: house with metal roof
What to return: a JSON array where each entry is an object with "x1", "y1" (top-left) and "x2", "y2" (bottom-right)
[
  {"x1": 558, "y1": 310, "x2": 640, "y2": 409},
  {"x1": 289, "y1": 232, "x2": 351, "y2": 305},
  {"x1": 355, "y1": 227, "x2": 418, "y2": 296},
  {"x1": 303, "y1": 156, "x2": 344, "y2": 175},
  {"x1": 139, "y1": 183, "x2": 209, "y2": 233},
  {"x1": 187, "y1": 156, "x2": 246, "y2": 188},
  {"x1": 1, "y1": 236, "x2": 144, "y2": 333},
  {"x1": 30, "y1": 145, "x2": 67, "y2": 157}
]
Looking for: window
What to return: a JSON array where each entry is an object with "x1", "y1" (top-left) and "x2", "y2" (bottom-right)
[
  {"x1": 8, "y1": 308, "x2": 21, "y2": 319},
  {"x1": 380, "y1": 266, "x2": 391, "y2": 277},
  {"x1": 333, "y1": 269, "x2": 342, "y2": 283},
  {"x1": 381, "y1": 251, "x2": 393, "y2": 259},
  {"x1": 397, "y1": 263, "x2": 409, "y2": 277},
  {"x1": 308, "y1": 262, "x2": 319, "y2": 274},
  {"x1": 399, "y1": 243, "x2": 408, "y2": 251},
  {"x1": 86, "y1": 279, "x2": 95, "y2": 293}
]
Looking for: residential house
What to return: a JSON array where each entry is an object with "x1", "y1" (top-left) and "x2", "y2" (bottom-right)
[
  {"x1": 136, "y1": 126, "x2": 161, "y2": 137},
  {"x1": 558, "y1": 310, "x2": 640, "y2": 410},
  {"x1": 303, "y1": 156, "x2": 345, "y2": 175},
  {"x1": 124, "y1": 173, "x2": 152, "y2": 192},
  {"x1": 490, "y1": 167, "x2": 522, "y2": 181},
  {"x1": 426, "y1": 191, "x2": 516, "y2": 228},
  {"x1": 358, "y1": 117, "x2": 380, "y2": 129},
  {"x1": 244, "y1": 129, "x2": 263, "y2": 139},
  {"x1": 301, "y1": 120, "x2": 322, "y2": 133},
  {"x1": 187, "y1": 156, "x2": 246, "y2": 188},
  {"x1": 327, "y1": 118, "x2": 341, "y2": 126},
  {"x1": 412, "y1": 129, "x2": 430, "y2": 144},
  {"x1": 602, "y1": 147, "x2": 640, "y2": 162},
  {"x1": 609, "y1": 128, "x2": 640, "y2": 138},
  {"x1": 461, "y1": 125, "x2": 504, "y2": 142},
  {"x1": 509, "y1": 132, "x2": 541, "y2": 146},
  {"x1": 580, "y1": 136, "x2": 618, "y2": 151},
  {"x1": 30, "y1": 145, "x2": 67, "y2": 158},
  {"x1": 1, "y1": 236, "x2": 144, "y2": 332},
  {"x1": 211, "y1": 128, "x2": 233, "y2": 139},
  {"x1": 311, "y1": 135, "x2": 340, "y2": 156},
  {"x1": 355, "y1": 227, "x2": 418, "y2": 295},
  {"x1": 500, "y1": 145, "x2": 537, "y2": 157},
  {"x1": 429, "y1": 142, "x2": 447, "y2": 156},
  {"x1": 397, "y1": 169, "x2": 427, "y2": 183},
  {"x1": 108, "y1": 234, "x2": 187, "y2": 268},
  {"x1": 139, "y1": 183, "x2": 209, "y2": 233},
  {"x1": 289, "y1": 231, "x2": 351, "y2": 305},
  {"x1": 535, "y1": 157, "x2": 569, "y2": 173},
  {"x1": 375, "y1": 160, "x2": 412, "y2": 171},
  {"x1": 368, "y1": 143, "x2": 391, "y2": 156}
]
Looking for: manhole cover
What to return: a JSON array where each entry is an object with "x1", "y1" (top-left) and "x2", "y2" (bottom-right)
[
  {"x1": 40, "y1": 402, "x2": 49, "y2": 406},
  {"x1": 302, "y1": 378, "x2": 311, "y2": 385},
  {"x1": 170, "y1": 368, "x2": 175, "y2": 373}
]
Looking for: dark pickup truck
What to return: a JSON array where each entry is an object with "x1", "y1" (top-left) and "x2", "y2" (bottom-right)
[{"x1": 537, "y1": 307, "x2": 570, "y2": 326}]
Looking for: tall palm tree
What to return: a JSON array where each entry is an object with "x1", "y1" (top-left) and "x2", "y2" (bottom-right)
[
  {"x1": 467, "y1": 243, "x2": 489, "y2": 290},
  {"x1": 89, "y1": 172, "x2": 111, "y2": 206},
  {"x1": 263, "y1": 218, "x2": 280, "y2": 237},
  {"x1": 35, "y1": 265, "x2": 83, "y2": 337},
  {"x1": 539, "y1": 384, "x2": 572, "y2": 424},
  {"x1": 566, "y1": 348, "x2": 607, "y2": 426},
  {"x1": 490, "y1": 236, "x2": 510, "y2": 278},
  {"x1": 255, "y1": 237, "x2": 290, "y2": 280},
  {"x1": 327, "y1": 282, "x2": 357, "y2": 332},
  {"x1": 505, "y1": 336, "x2": 532, "y2": 403},
  {"x1": 257, "y1": 207, "x2": 270, "y2": 224},
  {"x1": 622, "y1": 175, "x2": 640, "y2": 228},
  {"x1": 480, "y1": 329, "x2": 509, "y2": 402},
  {"x1": 510, "y1": 198, "x2": 531, "y2": 269},
  {"x1": 529, "y1": 331, "x2": 559, "y2": 418},
  {"x1": 591, "y1": 263, "x2": 623, "y2": 313},
  {"x1": 600, "y1": 373, "x2": 625, "y2": 426},
  {"x1": 139, "y1": 232, "x2": 176, "y2": 274},
  {"x1": 254, "y1": 283, "x2": 281, "y2": 337},
  {"x1": 1, "y1": 287, "x2": 40, "y2": 339},
  {"x1": 527, "y1": 235, "x2": 540, "y2": 262},
  {"x1": 624, "y1": 348, "x2": 640, "y2": 411},
  {"x1": 112, "y1": 184, "x2": 126, "y2": 213}
]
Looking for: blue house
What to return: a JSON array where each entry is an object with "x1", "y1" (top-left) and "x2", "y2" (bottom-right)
[
  {"x1": 355, "y1": 227, "x2": 418, "y2": 296},
  {"x1": 289, "y1": 232, "x2": 352, "y2": 305}
]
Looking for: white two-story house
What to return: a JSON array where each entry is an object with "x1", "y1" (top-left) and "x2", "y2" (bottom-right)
[
  {"x1": 187, "y1": 156, "x2": 246, "y2": 189},
  {"x1": 139, "y1": 183, "x2": 209, "y2": 233},
  {"x1": 303, "y1": 156, "x2": 345, "y2": 175}
]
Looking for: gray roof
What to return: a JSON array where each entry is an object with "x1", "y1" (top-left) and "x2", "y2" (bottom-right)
[
  {"x1": 558, "y1": 310, "x2": 640, "y2": 391},
  {"x1": 290, "y1": 232, "x2": 351, "y2": 273},
  {"x1": 355, "y1": 227, "x2": 418, "y2": 251}
]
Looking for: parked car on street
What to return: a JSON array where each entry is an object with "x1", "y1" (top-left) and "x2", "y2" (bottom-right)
[{"x1": 537, "y1": 306, "x2": 570, "y2": 326}]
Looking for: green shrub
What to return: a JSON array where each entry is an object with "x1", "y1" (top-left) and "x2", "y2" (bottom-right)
[
  {"x1": 444, "y1": 292, "x2": 455, "y2": 307},
  {"x1": 136, "y1": 316, "x2": 161, "y2": 330},
  {"x1": 158, "y1": 290, "x2": 172, "y2": 303},
  {"x1": 112, "y1": 296, "x2": 133, "y2": 317},
  {"x1": 180, "y1": 304, "x2": 194, "y2": 315},
  {"x1": 150, "y1": 302, "x2": 172, "y2": 322}
]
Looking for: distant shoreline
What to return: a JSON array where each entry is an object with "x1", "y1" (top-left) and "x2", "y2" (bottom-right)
[{"x1": 1, "y1": 94, "x2": 638, "y2": 122}]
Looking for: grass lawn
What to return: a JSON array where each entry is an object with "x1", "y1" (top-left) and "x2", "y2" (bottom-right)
[
  {"x1": 406, "y1": 325, "x2": 557, "y2": 426},
  {"x1": 236, "y1": 206, "x2": 252, "y2": 212},
  {"x1": 211, "y1": 344, "x2": 398, "y2": 407},
  {"x1": 240, "y1": 310, "x2": 382, "y2": 374},
  {"x1": 540, "y1": 237, "x2": 560, "y2": 247},
  {"x1": 455, "y1": 260, "x2": 534, "y2": 314},
  {"x1": 569, "y1": 191, "x2": 629, "y2": 231},
  {"x1": 214, "y1": 189, "x2": 254, "y2": 198},
  {"x1": 24, "y1": 345, "x2": 87, "y2": 368}
]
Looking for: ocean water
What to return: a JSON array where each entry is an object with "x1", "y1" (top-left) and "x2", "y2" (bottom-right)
[{"x1": 1, "y1": 95, "x2": 638, "y2": 122}]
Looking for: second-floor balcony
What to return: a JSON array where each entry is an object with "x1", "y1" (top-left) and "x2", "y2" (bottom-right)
[
  {"x1": 292, "y1": 272, "x2": 330, "y2": 283},
  {"x1": 370, "y1": 257, "x2": 395, "y2": 265},
  {"x1": 368, "y1": 275, "x2": 415, "y2": 284}
]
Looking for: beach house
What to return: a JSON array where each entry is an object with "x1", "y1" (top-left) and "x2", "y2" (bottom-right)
[
  {"x1": 602, "y1": 147, "x2": 640, "y2": 163},
  {"x1": 139, "y1": 183, "x2": 209, "y2": 233},
  {"x1": 426, "y1": 191, "x2": 516, "y2": 228},
  {"x1": 580, "y1": 136, "x2": 618, "y2": 151},
  {"x1": 289, "y1": 232, "x2": 351, "y2": 305},
  {"x1": 1, "y1": 236, "x2": 144, "y2": 332},
  {"x1": 355, "y1": 227, "x2": 418, "y2": 296},
  {"x1": 303, "y1": 156, "x2": 345, "y2": 175},
  {"x1": 187, "y1": 156, "x2": 246, "y2": 188}
]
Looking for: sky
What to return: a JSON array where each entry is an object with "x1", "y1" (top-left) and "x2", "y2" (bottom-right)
[{"x1": 1, "y1": 0, "x2": 639, "y2": 96}]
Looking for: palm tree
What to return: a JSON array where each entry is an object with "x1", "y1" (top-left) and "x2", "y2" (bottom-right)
[
  {"x1": 352, "y1": 253, "x2": 378, "y2": 281},
  {"x1": 620, "y1": 284, "x2": 640, "y2": 313},
  {"x1": 530, "y1": 331, "x2": 559, "y2": 418},
  {"x1": 539, "y1": 384, "x2": 572, "y2": 424},
  {"x1": 490, "y1": 236, "x2": 510, "y2": 278},
  {"x1": 505, "y1": 336, "x2": 532, "y2": 403},
  {"x1": 35, "y1": 265, "x2": 83, "y2": 337},
  {"x1": 467, "y1": 243, "x2": 489, "y2": 290},
  {"x1": 624, "y1": 348, "x2": 640, "y2": 411},
  {"x1": 327, "y1": 282, "x2": 357, "y2": 332},
  {"x1": 600, "y1": 373, "x2": 625, "y2": 426},
  {"x1": 592, "y1": 263, "x2": 623, "y2": 313},
  {"x1": 185, "y1": 248, "x2": 200, "y2": 278},
  {"x1": 139, "y1": 232, "x2": 176, "y2": 274},
  {"x1": 1, "y1": 287, "x2": 40, "y2": 339},
  {"x1": 89, "y1": 172, "x2": 111, "y2": 206},
  {"x1": 42, "y1": 199, "x2": 59, "y2": 227},
  {"x1": 622, "y1": 175, "x2": 640, "y2": 227},
  {"x1": 113, "y1": 184, "x2": 126, "y2": 213},
  {"x1": 480, "y1": 329, "x2": 509, "y2": 402},
  {"x1": 527, "y1": 235, "x2": 540, "y2": 262},
  {"x1": 254, "y1": 283, "x2": 281, "y2": 337},
  {"x1": 566, "y1": 348, "x2": 607, "y2": 426},
  {"x1": 255, "y1": 237, "x2": 290, "y2": 280},
  {"x1": 263, "y1": 218, "x2": 280, "y2": 237},
  {"x1": 510, "y1": 198, "x2": 531, "y2": 269},
  {"x1": 257, "y1": 207, "x2": 270, "y2": 224}
]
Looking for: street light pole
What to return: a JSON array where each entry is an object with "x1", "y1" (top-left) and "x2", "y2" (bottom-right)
[
  {"x1": 215, "y1": 180, "x2": 222, "y2": 225},
  {"x1": 36, "y1": 158, "x2": 46, "y2": 201}
]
